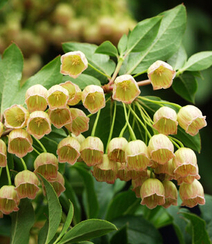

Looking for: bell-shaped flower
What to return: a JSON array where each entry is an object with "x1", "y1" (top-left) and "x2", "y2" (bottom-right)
[
  {"x1": 60, "y1": 51, "x2": 88, "y2": 78},
  {"x1": 60, "y1": 81, "x2": 82, "y2": 105},
  {"x1": 0, "y1": 185, "x2": 20, "y2": 215},
  {"x1": 112, "y1": 74, "x2": 140, "y2": 104},
  {"x1": 25, "y1": 84, "x2": 48, "y2": 112},
  {"x1": 27, "y1": 111, "x2": 51, "y2": 139},
  {"x1": 177, "y1": 175, "x2": 200, "y2": 185},
  {"x1": 34, "y1": 152, "x2": 58, "y2": 180},
  {"x1": 48, "y1": 106, "x2": 72, "y2": 129},
  {"x1": 125, "y1": 140, "x2": 151, "y2": 171},
  {"x1": 14, "y1": 170, "x2": 40, "y2": 199},
  {"x1": 153, "y1": 106, "x2": 178, "y2": 135},
  {"x1": 0, "y1": 139, "x2": 7, "y2": 167},
  {"x1": 148, "y1": 134, "x2": 175, "y2": 165},
  {"x1": 179, "y1": 179, "x2": 205, "y2": 208},
  {"x1": 65, "y1": 108, "x2": 89, "y2": 136},
  {"x1": 117, "y1": 163, "x2": 145, "y2": 182},
  {"x1": 0, "y1": 122, "x2": 4, "y2": 137},
  {"x1": 4, "y1": 104, "x2": 29, "y2": 129},
  {"x1": 82, "y1": 85, "x2": 105, "y2": 114},
  {"x1": 140, "y1": 178, "x2": 165, "y2": 209},
  {"x1": 57, "y1": 136, "x2": 81, "y2": 165},
  {"x1": 80, "y1": 136, "x2": 104, "y2": 166},
  {"x1": 177, "y1": 105, "x2": 207, "y2": 136},
  {"x1": 8, "y1": 129, "x2": 33, "y2": 158},
  {"x1": 92, "y1": 154, "x2": 118, "y2": 184},
  {"x1": 107, "y1": 137, "x2": 128, "y2": 163},
  {"x1": 47, "y1": 85, "x2": 69, "y2": 109},
  {"x1": 147, "y1": 60, "x2": 176, "y2": 90},
  {"x1": 48, "y1": 172, "x2": 65, "y2": 197},
  {"x1": 162, "y1": 180, "x2": 178, "y2": 208},
  {"x1": 154, "y1": 159, "x2": 176, "y2": 180}
]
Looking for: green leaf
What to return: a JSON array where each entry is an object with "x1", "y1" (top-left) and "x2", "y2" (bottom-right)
[
  {"x1": 112, "y1": 215, "x2": 163, "y2": 244},
  {"x1": 10, "y1": 199, "x2": 35, "y2": 244},
  {"x1": 38, "y1": 174, "x2": 62, "y2": 244},
  {"x1": 180, "y1": 51, "x2": 212, "y2": 72},
  {"x1": 172, "y1": 72, "x2": 198, "y2": 103},
  {"x1": 62, "y1": 73, "x2": 101, "y2": 88},
  {"x1": 62, "y1": 42, "x2": 116, "y2": 77},
  {"x1": 10, "y1": 56, "x2": 63, "y2": 106},
  {"x1": 127, "y1": 16, "x2": 162, "y2": 53},
  {"x1": 106, "y1": 190, "x2": 140, "y2": 222},
  {"x1": 117, "y1": 34, "x2": 128, "y2": 56},
  {"x1": 110, "y1": 225, "x2": 128, "y2": 244},
  {"x1": 0, "y1": 0, "x2": 7, "y2": 9},
  {"x1": 73, "y1": 164, "x2": 99, "y2": 218},
  {"x1": 95, "y1": 41, "x2": 118, "y2": 57},
  {"x1": 180, "y1": 211, "x2": 211, "y2": 244},
  {"x1": 38, "y1": 220, "x2": 49, "y2": 244},
  {"x1": 167, "y1": 45, "x2": 187, "y2": 70},
  {"x1": 0, "y1": 43, "x2": 23, "y2": 114},
  {"x1": 57, "y1": 219, "x2": 117, "y2": 244},
  {"x1": 122, "y1": 4, "x2": 186, "y2": 75}
]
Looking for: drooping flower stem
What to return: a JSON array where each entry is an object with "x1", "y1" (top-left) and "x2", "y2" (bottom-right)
[
  {"x1": 20, "y1": 158, "x2": 27, "y2": 170},
  {"x1": 135, "y1": 102, "x2": 153, "y2": 126},
  {"x1": 106, "y1": 101, "x2": 117, "y2": 153},
  {"x1": 137, "y1": 79, "x2": 151, "y2": 87},
  {"x1": 109, "y1": 57, "x2": 124, "y2": 85},
  {"x1": 6, "y1": 165, "x2": 11, "y2": 185},
  {"x1": 88, "y1": 63, "x2": 111, "y2": 78},
  {"x1": 91, "y1": 109, "x2": 101, "y2": 137},
  {"x1": 33, "y1": 147, "x2": 40, "y2": 155},
  {"x1": 33, "y1": 136, "x2": 47, "y2": 153},
  {"x1": 168, "y1": 136, "x2": 184, "y2": 149},
  {"x1": 122, "y1": 103, "x2": 136, "y2": 141}
]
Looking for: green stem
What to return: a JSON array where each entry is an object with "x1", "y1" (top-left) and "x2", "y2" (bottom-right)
[
  {"x1": 91, "y1": 109, "x2": 101, "y2": 137},
  {"x1": 108, "y1": 57, "x2": 124, "y2": 85},
  {"x1": 106, "y1": 101, "x2": 117, "y2": 153},
  {"x1": 42, "y1": 136, "x2": 59, "y2": 146},
  {"x1": 168, "y1": 136, "x2": 184, "y2": 149},
  {"x1": 33, "y1": 136, "x2": 47, "y2": 153},
  {"x1": 135, "y1": 102, "x2": 153, "y2": 126},
  {"x1": 20, "y1": 158, "x2": 27, "y2": 170},
  {"x1": 6, "y1": 165, "x2": 11, "y2": 185},
  {"x1": 119, "y1": 120, "x2": 128, "y2": 138},
  {"x1": 88, "y1": 63, "x2": 111, "y2": 79},
  {"x1": 33, "y1": 147, "x2": 40, "y2": 155},
  {"x1": 122, "y1": 103, "x2": 136, "y2": 141},
  {"x1": 0, "y1": 167, "x2": 2, "y2": 178}
]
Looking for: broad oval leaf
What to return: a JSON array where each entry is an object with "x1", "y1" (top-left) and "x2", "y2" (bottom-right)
[
  {"x1": 118, "y1": 34, "x2": 128, "y2": 56},
  {"x1": 57, "y1": 219, "x2": 117, "y2": 244},
  {"x1": 167, "y1": 45, "x2": 187, "y2": 70},
  {"x1": 95, "y1": 41, "x2": 118, "y2": 57},
  {"x1": 10, "y1": 199, "x2": 35, "y2": 244}
]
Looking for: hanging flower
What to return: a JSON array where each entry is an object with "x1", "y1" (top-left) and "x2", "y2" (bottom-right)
[
  {"x1": 60, "y1": 81, "x2": 82, "y2": 105},
  {"x1": 107, "y1": 137, "x2": 128, "y2": 163},
  {"x1": 162, "y1": 180, "x2": 178, "y2": 208},
  {"x1": 47, "y1": 85, "x2": 69, "y2": 109},
  {"x1": 0, "y1": 139, "x2": 7, "y2": 167}
]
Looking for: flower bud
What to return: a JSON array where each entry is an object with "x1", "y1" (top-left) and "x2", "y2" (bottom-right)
[
  {"x1": 57, "y1": 136, "x2": 80, "y2": 165},
  {"x1": 148, "y1": 134, "x2": 175, "y2": 164},
  {"x1": 107, "y1": 137, "x2": 128, "y2": 163},
  {"x1": 48, "y1": 106, "x2": 72, "y2": 129},
  {"x1": 60, "y1": 81, "x2": 82, "y2": 106},
  {"x1": 14, "y1": 170, "x2": 39, "y2": 199},
  {"x1": 147, "y1": 60, "x2": 176, "y2": 90},
  {"x1": 177, "y1": 105, "x2": 207, "y2": 136},
  {"x1": 47, "y1": 85, "x2": 69, "y2": 109},
  {"x1": 140, "y1": 178, "x2": 165, "y2": 209},
  {"x1": 82, "y1": 85, "x2": 105, "y2": 114},
  {"x1": 80, "y1": 136, "x2": 104, "y2": 166},
  {"x1": 0, "y1": 186, "x2": 19, "y2": 215},
  {"x1": 162, "y1": 180, "x2": 178, "y2": 208},
  {"x1": 0, "y1": 139, "x2": 7, "y2": 167},
  {"x1": 153, "y1": 107, "x2": 178, "y2": 135},
  {"x1": 65, "y1": 108, "x2": 89, "y2": 136},
  {"x1": 92, "y1": 154, "x2": 118, "y2": 184},
  {"x1": 25, "y1": 84, "x2": 48, "y2": 112},
  {"x1": 179, "y1": 179, "x2": 205, "y2": 208},
  {"x1": 125, "y1": 140, "x2": 151, "y2": 171},
  {"x1": 8, "y1": 129, "x2": 33, "y2": 158},
  {"x1": 27, "y1": 111, "x2": 51, "y2": 139},
  {"x1": 4, "y1": 104, "x2": 29, "y2": 129},
  {"x1": 48, "y1": 172, "x2": 65, "y2": 197},
  {"x1": 112, "y1": 74, "x2": 140, "y2": 104},
  {"x1": 60, "y1": 51, "x2": 88, "y2": 78},
  {"x1": 34, "y1": 152, "x2": 58, "y2": 180},
  {"x1": 0, "y1": 122, "x2": 4, "y2": 137}
]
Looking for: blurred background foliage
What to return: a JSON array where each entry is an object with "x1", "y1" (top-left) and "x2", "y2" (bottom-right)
[{"x1": 0, "y1": 0, "x2": 212, "y2": 195}]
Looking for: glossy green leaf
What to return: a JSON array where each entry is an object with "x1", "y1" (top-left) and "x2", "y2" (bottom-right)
[
  {"x1": 57, "y1": 219, "x2": 117, "y2": 244},
  {"x1": 10, "y1": 56, "x2": 63, "y2": 106},
  {"x1": 118, "y1": 34, "x2": 128, "y2": 56},
  {"x1": 106, "y1": 190, "x2": 140, "y2": 222},
  {"x1": 95, "y1": 41, "x2": 118, "y2": 57},
  {"x1": 62, "y1": 42, "x2": 115, "y2": 77},
  {"x1": 180, "y1": 51, "x2": 212, "y2": 72},
  {"x1": 38, "y1": 174, "x2": 62, "y2": 244},
  {"x1": 10, "y1": 199, "x2": 35, "y2": 244},
  {"x1": 110, "y1": 225, "x2": 128, "y2": 244},
  {"x1": 168, "y1": 45, "x2": 187, "y2": 70},
  {"x1": 112, "y1": 215, "x2": 163, "y2": 244},
  {"x1": 172, "y1": 72, "x2": 198, "y2": 103},
  {"x1": 127, "y1": 16, "x2": 162, "y2": 53},
  {"x1": 0, "y1": 43, "x2": 23, "y2": 114},
  {"x1": 38, "y1": 220, "x2": 49, "y2": 244},
  {"x1": 73, "y1": 164, "x2": 99, "y2": 218},
  {"x1": 181, "y1": 211, "x2": 211, "y2": 244}
]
